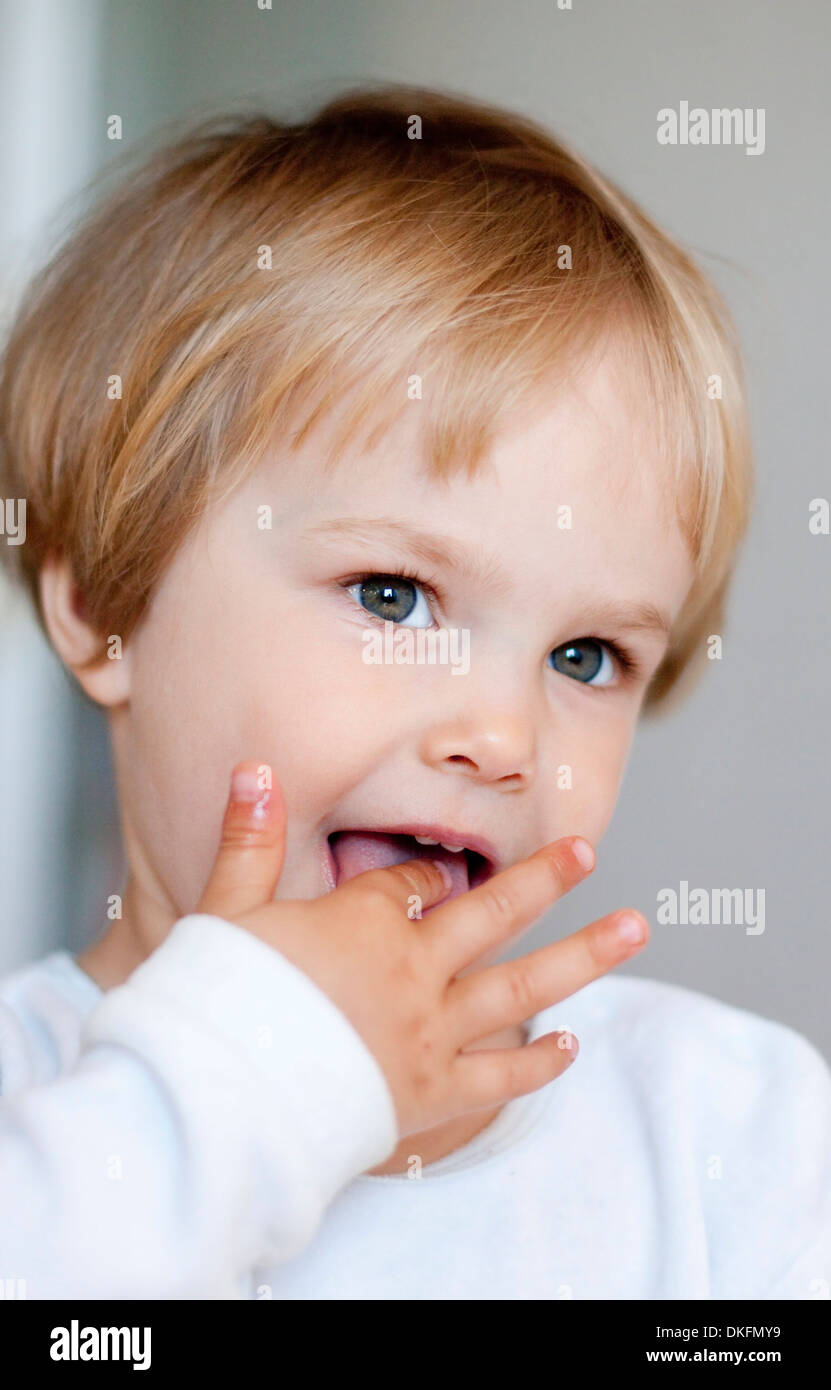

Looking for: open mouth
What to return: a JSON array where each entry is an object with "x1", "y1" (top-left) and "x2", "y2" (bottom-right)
[{"x1": 326, "y1": 829, "x2": 495, "y2": 902}]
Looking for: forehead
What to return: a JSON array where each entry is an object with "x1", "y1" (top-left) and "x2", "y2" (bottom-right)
[
  {"x1": 268, "y1": 336, "x2": 682, "y2": 535},
  {"x1": 223, "y1": 333, "x2": 693, "y2": 622},
  {"x1": 485, "y1": 339, "x2": 678, "y2": 524}
]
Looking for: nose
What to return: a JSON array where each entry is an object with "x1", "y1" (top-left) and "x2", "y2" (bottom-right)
[{"x1": 419, "y1": 710, "x2": 536, "y2": 788}]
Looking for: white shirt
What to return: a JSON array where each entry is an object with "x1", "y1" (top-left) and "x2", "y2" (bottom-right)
[{"x1": 1, "y1": 914, "x2": 829, "y2": 1299}]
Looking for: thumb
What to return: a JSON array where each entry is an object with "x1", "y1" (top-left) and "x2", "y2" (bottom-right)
[{"x1": 196, "y1": 761, "x2": 286, "y2": 919}]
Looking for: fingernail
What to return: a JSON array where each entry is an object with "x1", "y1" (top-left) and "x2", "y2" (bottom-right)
[
  {"x1": 231, "y1": 765, "x2": 263, "y2": 801},
  {"x1": 572, "y1": 837, "x2": 595, "y2": 872},
  {"x1": 616, "y1": 912, "x2": 646, "y2": 945},
  {"x1": 431, "y1": 859, "x2": 454, "y2": 892},
  {"x1": 230, "y1": 765, "x2": 271, "y2": 818},
  {"x1": 557, "y1": 1029, "x2": 579, "y2": 1057}
]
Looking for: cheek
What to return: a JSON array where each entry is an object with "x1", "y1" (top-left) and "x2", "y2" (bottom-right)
[
  {"x1": 122, "y1": 593, "x2": 401, "y2": 909},
  {"x1": 241, "y1": 617, "x2": 411, "y2": 817},
  {"x1": 546, "y1": 712, "x2": 635, "y2": 846},
  {"x1": 115, "y1": 589, "x2": 297, "y2": 911}
]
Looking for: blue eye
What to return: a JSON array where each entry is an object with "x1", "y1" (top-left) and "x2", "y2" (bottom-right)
[
  {"x1": 549, "y1": 638, "x2": 615, "y2": 686},
  {"x1": 347, "y1": 574, "x2": 434, "y2": 628}
]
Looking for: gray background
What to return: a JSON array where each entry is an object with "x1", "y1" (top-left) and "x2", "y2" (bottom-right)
[{"x1": 1, "y1": 0, "x2": 828, "y2": 1058}]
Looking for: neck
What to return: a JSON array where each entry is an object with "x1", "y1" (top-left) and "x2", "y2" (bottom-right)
[{"x1": 75, "y1": 873, "x2": 173, "y2": 990}]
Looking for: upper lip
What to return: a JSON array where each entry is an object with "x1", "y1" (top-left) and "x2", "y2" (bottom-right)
[{"x1": 327, "y1": 823, "x2": 502, "y2": 874}]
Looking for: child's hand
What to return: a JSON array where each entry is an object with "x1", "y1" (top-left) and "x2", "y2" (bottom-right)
[{"x1": 194, "y1": 762, "x2": 649, "y2": 1140}]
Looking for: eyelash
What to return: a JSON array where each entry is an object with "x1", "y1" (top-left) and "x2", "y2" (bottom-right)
[
  {"x1": 594, "y1": 639, "x2": 639, "y2": 681},
  {"x1": 338, "y1": 565, "x2": 444, "y2": 618},
  {"x1": 338, "y1": 569, "x2": 643, "y2": 685}
]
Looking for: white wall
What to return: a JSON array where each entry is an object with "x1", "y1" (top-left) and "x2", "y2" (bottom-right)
[{"x1": 0, "y1": 0, "x2": 104, "y2": 968}]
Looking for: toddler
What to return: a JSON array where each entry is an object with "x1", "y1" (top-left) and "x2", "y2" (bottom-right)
[{"x1": 0, "y1": 86, "x2": 829, "y2": 1300}]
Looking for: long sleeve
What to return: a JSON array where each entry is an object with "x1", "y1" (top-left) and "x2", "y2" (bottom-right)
[{"x1": 0, "y1": 914, "x2": 398, "y2": 1298}]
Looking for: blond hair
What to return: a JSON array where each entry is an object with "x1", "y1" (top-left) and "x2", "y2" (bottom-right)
[{"x1": 0, "y1": 84, "x2": 752, "y2": 706}]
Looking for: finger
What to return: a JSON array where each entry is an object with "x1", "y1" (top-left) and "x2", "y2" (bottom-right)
[
  {"x1": 338, "y1": 857, "x2": 453, "y2": 921},
  {"x1": 447, "y1": 907, "x2": 649, "y2": 1044},
  {"x1": 451, "y1": 1028, "x2": 579, "y2": 1110},
  {"x1": 196, "y1": 761, "x2": 286, "y2": 918},
  {"x1": 424, "y1": 837, "x2": 596, "y2": 975}
]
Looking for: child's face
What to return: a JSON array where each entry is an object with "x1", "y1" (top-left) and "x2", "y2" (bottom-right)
[{"x1": 111, "y1": 339, "x2": 693, "y2": 929}]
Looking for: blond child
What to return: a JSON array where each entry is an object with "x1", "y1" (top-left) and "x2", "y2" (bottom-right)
[{"x1": 0, "y1": 87, "x2": 828, "y2": 1299}]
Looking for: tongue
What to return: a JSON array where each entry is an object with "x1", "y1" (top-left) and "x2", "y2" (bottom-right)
[{"x1": 330, "y1": 832, "x2": 470, "y2": 899}]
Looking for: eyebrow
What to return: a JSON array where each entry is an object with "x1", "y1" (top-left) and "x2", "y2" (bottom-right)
[{"x1": 303, "y1": 516, "x2": 673, "y2": 637}]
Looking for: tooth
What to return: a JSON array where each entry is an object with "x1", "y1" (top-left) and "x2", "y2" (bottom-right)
[
  {"x1": 440, "y1": 842, "x2": 465, "y2": 852},
  {"x1": 414, "y1": 835, "x2": 441, "y2": 845}
]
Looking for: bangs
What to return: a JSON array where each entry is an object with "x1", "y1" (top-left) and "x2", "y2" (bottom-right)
[
  {"x1": 237, "y1": 210, "x2": 724, "y2": 576},
  {"x1": 0, "y1": 84, "x2": 752, "y2": 704}
]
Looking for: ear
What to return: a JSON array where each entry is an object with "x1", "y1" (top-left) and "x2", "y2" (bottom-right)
[{"x1": 38, "y1": 555, "x2": 132, "y2": 706}]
